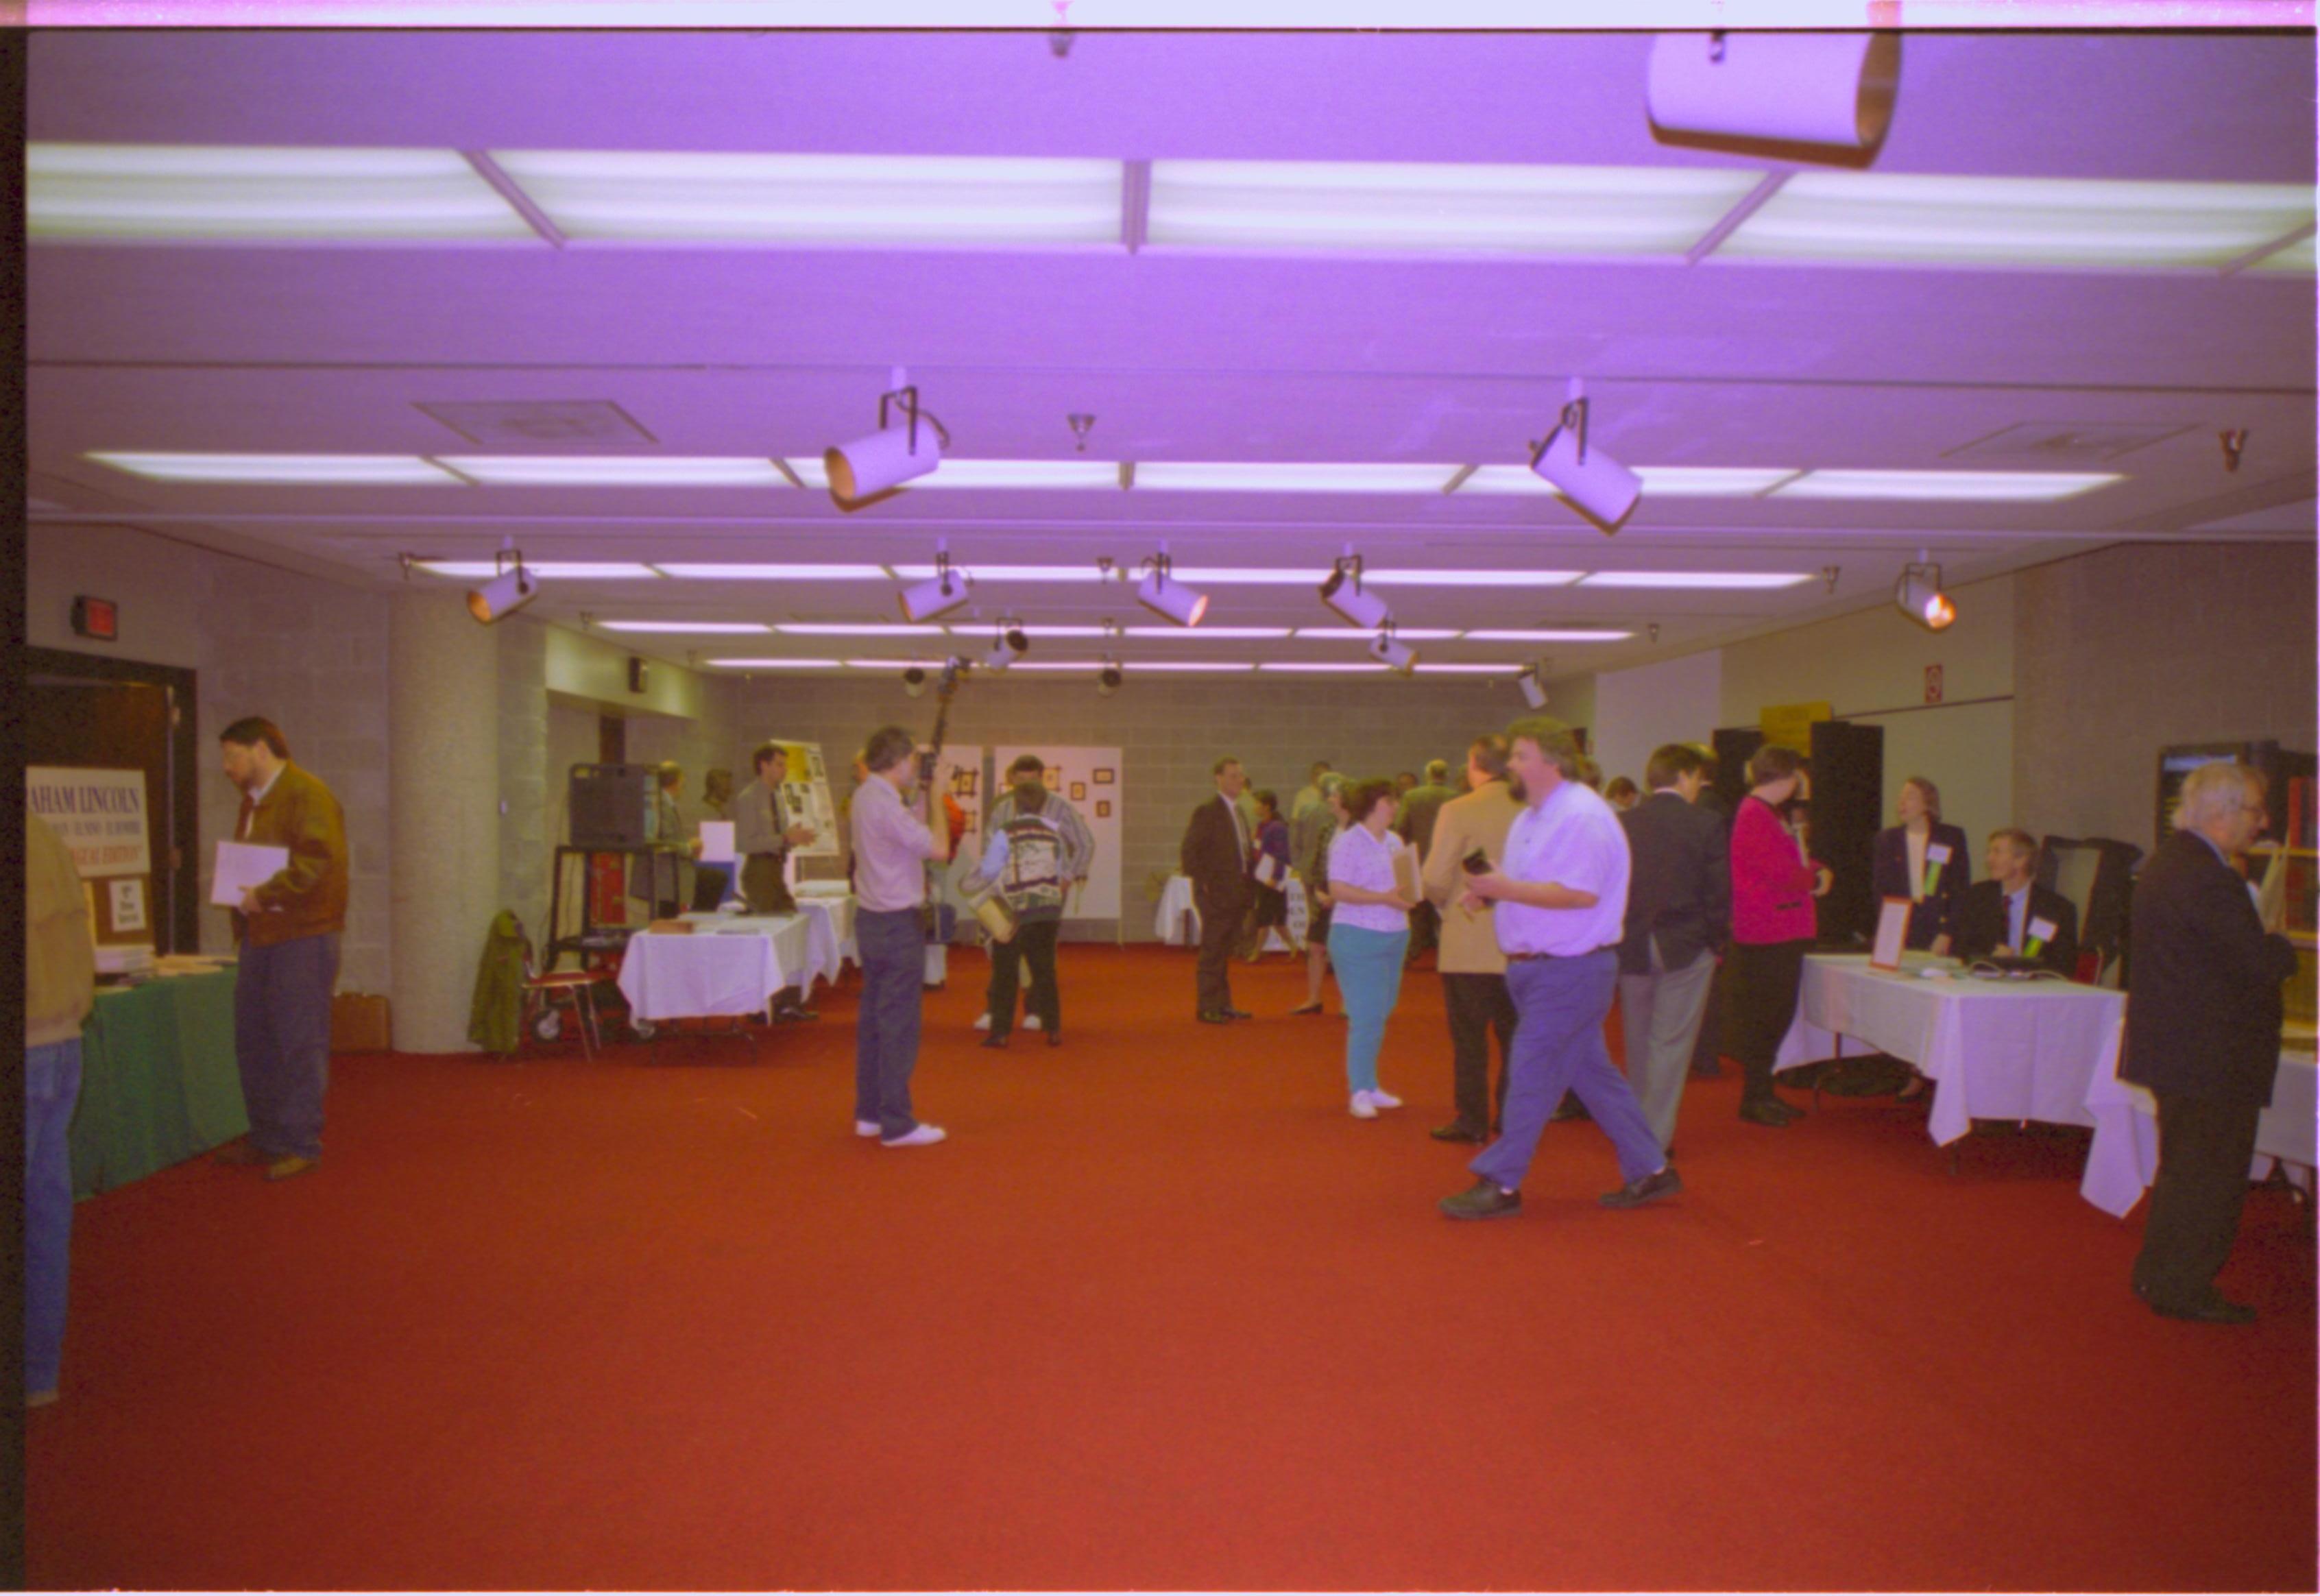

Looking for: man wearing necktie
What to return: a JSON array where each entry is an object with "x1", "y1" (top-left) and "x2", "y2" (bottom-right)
[
  {"x1": 1181, "y1": 755, "x2": 1255, "y2": 1024},
  {"x1": 1955, "y1": 828, "x2": 2079, "y2": 977}
]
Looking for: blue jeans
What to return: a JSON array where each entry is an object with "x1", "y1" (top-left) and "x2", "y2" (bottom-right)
[
  {"x1": 854, "y1": 908, "x2": 926, "y2": 1138},
  {"x1": 26, "y1": 1037, "x2": 84, "y2": 1395},
  {"x1": 1328, "y1": 923, "x2": 1407, "y2": 1094},
  {"x1": 234, "y1": 932, "x2": 339, "y2": 1160},
  {"x1": 1473, "y1": 949, "x2": 1665, "y2": 1192}
]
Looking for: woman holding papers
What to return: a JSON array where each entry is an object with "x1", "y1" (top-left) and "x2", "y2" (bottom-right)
[
  {"x1": 1325, "y1": 777, "x2": 1422, "y2": 1120},
  {"x1": 1245, "y1": 790, "x2": 1294, "y2": 959}
]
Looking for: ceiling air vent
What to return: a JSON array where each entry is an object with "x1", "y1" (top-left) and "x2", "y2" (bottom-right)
[
  {"x1": 1945, "y1": 421, "x2": 2192, "y2": 463},
  {"x1": 414, "y1": 400, "x2": 657, "y2": 447}
]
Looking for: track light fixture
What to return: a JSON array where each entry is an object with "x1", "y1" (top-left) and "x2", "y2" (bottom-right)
[
  {"x1": 1530, "y1": 378, "x2": 1642, "y2": 533},
  {"x1": 984, "y1": 619, "x2": 1030, "y2": 673},
  {"x1": 1135, "y1": 549, "x2": 1209, "y2": 627},
  {"x1": 897, "y1": 545, "x2": 971, "y2": 624},
  {"x1": 1518, "y1": 664, "x2": 1549, "y2": 709},
  {"x1": 1367, "y1": 624, "x2": 1418, "y2": 675},
  {"x1": 1318, "y1": 553, "x2": 1392, "y2": 629},
  {"x1": 826, "y1": 370, "x2": 950, "y2": 509},
  {"x1": 1645, "y1": 30, "x2": 1900, "y2": 157},
  {"x1": 1894, "y1": 555, "x2": 1955, "y2": 631},
  {"x1": 466, "y1": 542, "x2": 539, "y2": 625},
  {"x1": 1096, "y1": 657, "x2": 1123, "y2": 697},
  {"x1": 902, "y1": 666, "x2": 930, "y2": 699}
]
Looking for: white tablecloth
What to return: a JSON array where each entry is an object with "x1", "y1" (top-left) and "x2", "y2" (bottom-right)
[
  {"x1": 1155, "y1": 873, "x2": 1307, "y2": 947},
  {"x1": 2080, "y1": 1044, "x2": 2317, "y2": 1217},
  {"x1": 1774, "y1": 954, "x2": 2127, "y2": 1147},
  {"x1": 793, "y1": 882, "x2": 858, "y2": 970},
  {"x1": 620, "y1": 915, "x2": 819, "y2": 1021}
]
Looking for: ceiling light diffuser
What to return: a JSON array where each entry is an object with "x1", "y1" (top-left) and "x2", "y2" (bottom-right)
[
  {"x1": 1774, "y1": 469, "x2": 2118, "y2": 502},
  {"x1": 1362, "y1": 570, "x2": 1584, "y2": 588},
  {"x1": 1124, "y1": 627, "x2": 1291, "y2": 640},
  {"x1": 1462, "y1": 629, "x2": 1637, "y2": 642},
  {"x1": 596, "y1": 621, "x2": 772, "y2": 634},
  {"x1": 1717, "y1": 172, "x2": 2319, "y2": 272},
  {"x1": 1578, "y1": 572, "x2": 1812, "y2": 590},
  {"x1": 1461, "y1": 466, "x2": 1798, "y2": 497},
  {"x1": 653, "y1": 564, "x2": 889, "y2": 579},
  {"x1": 703, "y1": 658, "x2": 843, "y2": 669},
  {"x1": 490, "y1": 152, "x2": 1124, "y2": 245},
  {"x1": 789, "y1": 458, "x2": 1120, "y2": 490},
  {"x1": 1133, "y1": 462, "x2": 1462, "y2": 493},
  {"x1": 1259, "y1": 662, "x2": 1392, "y2": 673},
  {"x1": 1290, "y1": 628, "x2": 1460, "y2": 641},
  {"x1": 439, "y1": 456, "x2": 791, "y2": 487},
  {"x1": 1147, "y1": 160, "x2": 1763, "y2": 256},
  {"x1": 27, "y1": 143, "x2": 535, "y2": 242},
  {"x1": 891, "y1": 564, "x2": 1120, "y2": 582},
  {"x1": 418, "y1": 561, "x2": 659, "y2": 579},
  {"x1": 88, "y1": 452, "x2": 459, "y2": 485},
  {"x1": 777, "y1": 624, "x2": 946, "y2": 637},
  {"x1": 1113, "y1": 662, "x2": 1258, "y2": 673}
]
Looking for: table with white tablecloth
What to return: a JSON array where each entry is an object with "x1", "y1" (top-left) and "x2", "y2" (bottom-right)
[
  {"x1": 787, "y1": 891, "x2": 856, "y2": 982},
  {"x1": 2080, "y1": 1041, "x2": 2317, "y2": 1217},
  {"x1": 1154, "y1": 872, "x2": 1307, "y2": 949},
  {"x1": 1774, "y1": 954, "x2": 2127, "y2": 1147},
  {"x1": 620, "y1": 914, "x2": 826, "y2": 1023}
]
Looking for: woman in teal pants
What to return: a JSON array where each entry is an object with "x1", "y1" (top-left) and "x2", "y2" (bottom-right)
[{"x1": 1325, "y1": 777, "x2": 1421, "y2": 1119}]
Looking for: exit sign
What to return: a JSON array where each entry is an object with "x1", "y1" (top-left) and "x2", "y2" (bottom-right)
[
  {"x1": 71, "y1": 595, "x2": 118, "y2": 642},
  {"x1": 1924, "y1": 664, "x2": 1944, "y2": 704}
]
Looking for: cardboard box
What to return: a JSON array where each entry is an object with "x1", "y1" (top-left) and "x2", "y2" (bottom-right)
[{"x1": 330, "y1": 991, "x2": 392, "y2": 1053}]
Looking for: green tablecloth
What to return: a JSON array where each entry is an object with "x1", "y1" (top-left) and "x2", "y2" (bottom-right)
[{"x1": 73, "y1": 968, "x2": 247, "y2": 1198}]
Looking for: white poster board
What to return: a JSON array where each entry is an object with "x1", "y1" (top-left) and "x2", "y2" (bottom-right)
[
  {"x1": 27, "y1": 766, "x2": 152, "y2": 878},
  {"x1": 760, "y1": 740, "x2": 841, "y2": 861},
  {"x1": 993, "y1": 745, "x2": 1124, "y2": 922}
]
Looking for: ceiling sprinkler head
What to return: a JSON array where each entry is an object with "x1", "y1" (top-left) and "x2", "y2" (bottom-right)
[{"x1": 1067, "y1": 413, "x2": 1096, "y2": 452}]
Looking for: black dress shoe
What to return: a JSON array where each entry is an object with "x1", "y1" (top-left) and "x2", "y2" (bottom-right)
[
  {"x1": 2149, "y1": 1292, "x2": 2257, "y2": 1325},
  {"x1": 1430, "y1": 1121, "x2": 1487, "y2": 1144},
  {"x1": 1224, "y1": 1008, "x2": 1254, "y2": 1020},
  {"x1": 1739, "y1": 1099, "x2": 1795, "y2": 1128},
  {"x1": 1439, "y1": 1179, "x2": 1523, "y2": 1220},
  {"x1": 1197, "y1": 1011, "x2": 1233, "y2": 1024},
  {"x1": 1600, "y1": 1165, "x2": 1683, "y2": 1209},
  {"x1": 980, "y1": 1033, "x2": 1010, "y2": 1049}
]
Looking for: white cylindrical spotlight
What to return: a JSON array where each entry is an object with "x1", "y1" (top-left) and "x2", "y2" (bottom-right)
[
  {"x1": 1368, "y1": 633, "x2": 1418, "y2": 675},
  {"x1": 984, "y1": 626, "x2": 1029, "y2": 673},
  {"x1": 902, "y1": 666, "x2": 930, "y2": 699},
  {"x1": 896, "y1": 568, "x2": 971, "y2": 624},
  {"x1": 826, "y1": 424, "x2": 941, "y2": 505},
  {"x1": 1135, "y1": 566, "x2": 1210, "y2": 627},
  {"x1": 1646, "y1": 31, "x2": 1901, "y2": 152},
  {"x1": 1319, "y1": 561, "x2": 1391, "y2": 629},
  {"x1": 1894, "y1": 564, "x2": 1956, "y2": 631},
  {"x1": 467, "y1": 563, "x2": 539, "y2": 624},
  {"x1": 1519, "y1": 670, "x2": 1549, "y2": 710},
  {"x1": 1530, "y1": 398, "x2": 1643, "y2": 534}
]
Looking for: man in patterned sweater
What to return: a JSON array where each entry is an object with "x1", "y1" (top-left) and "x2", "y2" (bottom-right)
[{"x1": 966, "y1": 754, "x2": 1093, "y2": 1048}]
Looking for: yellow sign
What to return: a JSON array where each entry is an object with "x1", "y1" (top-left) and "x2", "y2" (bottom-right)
[{"x1": 1759, "y1": 701, "x2": 1832, "y2": 753}]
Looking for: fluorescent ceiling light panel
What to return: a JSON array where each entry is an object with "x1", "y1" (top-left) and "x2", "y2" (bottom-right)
[
  {"x1": 842, "y1": 658, "x2": 952, "y2": 669},
  {"x1": 703, "y1": 657, "x2": 841, "y2": 668},
  {"x1": 1007, "y1": 661, "x2": 1113, "y2": 671},
  {"x1": 1117, "y1": 662, "x2": 1257, "y2": 672},
  {"x1": 1578, "y1": 571, "x2": 1812, "y2": 590},
  {"x1": 1717, "y1": 173, "x2": 2319, "y2": 271},
  {"x1": 2249, "y1": 234, "x2": 2316, "y2": 274},
  {"x1": 1776, "y1": 469, "x2": 2118, "y2": 502},
  {"x1": 440, "y1": 456, "x2": 790, "y2": 487},
  {"x1": 418, "y1": 561, "x2": 660, "y2": 579},
  {"x1": 88, "y1": 452, "x2": 459, "y2": 485},
  {"x1": 1148, "y1": 160, "x2": 1762, "y2": 255},
  {"x1": 1133, "y1": 462, "x2": 1462, "y2": 494},
  {"x1": 1165, "y1": 568, "x2": 1330, "y2": 584},
  {"x1": 889, "y1": 564, "x2": 1119, "y2": 582},
  {"x1": 596, "y1": 621, "x2": 772, "y2": 634},
  {"x1": 777, "y1": 623, "x2": 946, "y2": 637},
  {"x1": 1122, "y1": 626, "x2": 1292, "y2": 640},
  {"x1": 1290, "y1": 627, "x2": 1462, "y2": 641},
  {"x1": 1413, "y1": 663, "x2": 1541, "y2": 673},
  {"x1": 784, "y1": 458, "x2": 1124, "y2": 492},
  {"x1": 653, "y1": 564, "x2": 889, "y2": 579},
  {"x1": 491, "y1": 152, "x2": 1122, "y2": 245},
  {"x1": 978, "y1": 625, "x2": 1115, "y2": 639},
  {"x1": 1461, "y1": 465, "x2": 1798, "y2": 497},
  {"x1": 1363, "y1": 569, "x2": 1584, "y2": 588},
  {"x1": 1259, "y1": 662, "x2": 1393, "y2": 673},
  {"x1": 1462, "y1": 629, "x2": 1637, "y2": 642},
  {"x1": 27, "y1": 143, "x2": 535, "y2": 242}
]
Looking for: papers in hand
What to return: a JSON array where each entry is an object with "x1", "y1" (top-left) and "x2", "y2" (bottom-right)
[
  {"x1": 1391, "y1": 846, "x2": 1421, "y2": 904},
  {"x1": 1255, "y1": 854, "x2": 1284, "y2": 888},
  {"x1": 698, "y1": 821, "x2": 737, "y2": 864},
  {"x1": 211, "y1": 841, "x2": 289, "y2": 908}
]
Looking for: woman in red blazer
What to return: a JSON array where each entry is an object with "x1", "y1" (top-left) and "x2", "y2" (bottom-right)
[{"x1": 1726, "y1": 745, "x2": 1830, "y2": 1128}]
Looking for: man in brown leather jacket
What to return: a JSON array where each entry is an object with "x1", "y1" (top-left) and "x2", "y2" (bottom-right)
[{"x1": 215, "y1": 717, "x2": 348, "y2": 1181}]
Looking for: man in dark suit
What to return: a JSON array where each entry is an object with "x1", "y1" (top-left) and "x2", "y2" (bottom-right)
[
  {"x1": 1181, "y1": 754, "x2": 1255, "y2": 1024},
  {"x1": 1616, "y1": 744, "x2": 1732, "y2": 1152},
  {"x1": 2123, "y1": 763, "x2": 2299, "y2": 1324},
  {"x1": 1687, "y1": 745, "x2": 1732, "y2": 1081},
  {"x1": 1396, "y1": 758, "x2": 1460, "y2": 967},
  {"x1": 1955, "y1": 827, "x2": 2081, "y2": 976}
]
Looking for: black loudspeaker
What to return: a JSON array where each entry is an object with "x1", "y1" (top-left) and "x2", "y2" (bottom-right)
[
  {"x1": 1710, "y1": 727, "x2": 1763, "y2": 817},
  {"x1": 1807, "y1": 721, "x2": 1885, "y2": 945},
  {"x1": 568, "y1": 763, "x2": 653, "y2": 847}
]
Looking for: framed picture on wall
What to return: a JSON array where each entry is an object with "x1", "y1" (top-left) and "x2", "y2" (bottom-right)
[
  {"x1": 1093, "y1": 768, "x2": 1115, "y2": 785},
  {"x1": 1044, "y1": 769, "x2": 1061, "y2": 789},
  {"x1": 1096, "y1": 801, "x2": 1111, "y2": 819},
  {"x1": 1071, "y1": 782, "x2": 1087, "y2": 801}
]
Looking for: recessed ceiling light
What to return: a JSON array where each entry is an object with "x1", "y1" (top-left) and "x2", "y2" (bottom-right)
[
  {"x1": 596, "y1": 621, "x2": 772, "y2": 634},
  {"x1": 490, "y1": 152, "x2": 1123, "y2": 245},
  {"x1": 1362, "y1": 569, "x2": 1586, "y2": 588},
  {"x1": 702, "y1": 657, "x2": 842, "y2": 668},
  {"x1": 1578, "y1": 572, "x2": 1812, "y2": 590},
  {"x1": 1774, "y1": 469, "x2": 2118, "y2": 502},
  {"x1": 777, "y1": 623, "x2": 946, "y2": 637},
  {"x1": 1290, "y1": 627, "x2": 1463, "y2": 641},
  {"x1": 653, "y1": 564, "x2": 889, "y2": 579},
  {"x1": 418, "y1": 561, "x2": 661, "y2": 579},
  {"x1": 1132, "y1": 462, "x2": 1462, "y2": 493},
  {"x1": 1462, "y1": 629, "x2": 1638, "y2": 642},
  {"x1": 439, "y1": 457, "x2": 791, "y2": 487},
  {"x1": 1121, "y1": 626, "x2": 1293, "y2": 640},
  {"x1": 1461, "y1": 465, "x2": 1799, "y2": 497},
  {"x1": 1147, "y1": 160, "x2": 1763, "y2": 256},
  {"x1": 1717, "y1": 172, "x2": 2317, "y2": 271},
  {"x1": 88, "y1": 452, "x2": 459, "y2": 485},
  {"x1": 27, "y1": 143, "x2": 535, "y2": 242},
  {"x1": 889, "y1": 564, "x2": 1120, "y2": 582}
]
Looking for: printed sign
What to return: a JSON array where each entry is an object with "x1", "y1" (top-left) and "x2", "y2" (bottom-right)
[
  {"x1": 27, "y1": 766, "x2": 152, "y2": 878},
  {"x1": 110, "y1": 877, "x2": 148, "y2": 932},
  {"x1": 1924, "y1": 664, "x2": 1944, "y2": 705}
]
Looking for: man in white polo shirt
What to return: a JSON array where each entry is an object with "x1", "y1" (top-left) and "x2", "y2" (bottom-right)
[
  {"x1": 849, "y1": 724, "x2": 954, "y2": 1148},
  {"x1": 1440, "y1": 717, "x2": 1678, "y2": 1220}
]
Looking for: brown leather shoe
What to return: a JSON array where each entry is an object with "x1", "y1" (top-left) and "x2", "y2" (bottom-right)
[
  {"x1": 264, "y1": 1154, "x2": 319, "y2": 1182},
  {"x1": 213, "y1": 1141, "x2": 269, "y2": 1167}
]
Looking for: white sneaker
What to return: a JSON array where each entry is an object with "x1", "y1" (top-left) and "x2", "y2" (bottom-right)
[
  {"x1": 881, "y1": 1123, "x2": 948, "y2": 1148},
  {"x1": 854, "y1": 1120, "x2": 881, "y2": 1138},
  {"x1": 1368, "y1": 1087, "x2": 1403, "y2": 1110},
  {"x1": 1023, "y1": 1014, "x2": 1043, "y2": 1031},
  {"x1": 973, "y1": 1013, "x2": 992, "y2": 1031},
  {"x1": 1349, "y1": 1091, "x2": 1379, "y2": 1120}
]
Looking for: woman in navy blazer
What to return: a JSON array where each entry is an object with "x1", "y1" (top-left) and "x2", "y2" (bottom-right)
[{"x1": 1871, "y1": 776, "x2": 1970, "y2": 954}]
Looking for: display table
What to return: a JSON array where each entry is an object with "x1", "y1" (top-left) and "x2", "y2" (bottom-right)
[
  {"x1": 623, "y1": 915, "x2": 822, "y2": 1022},
  {"x1": 1774, "y1": 954, "x2": 2127, "y2": 1147},
  {"x1": 73, "y1": 967, "x2": 247, "y2": 1199},
  {"x1": 794, "y1": 881, "x2": 858, "y2": 971},
  {"x1": 2080, "y1": 1042, "x2": 2318, "y2": 1217},
  {"x1": 1155, "y1": 873, "x2": 1308, "y2": 947}
]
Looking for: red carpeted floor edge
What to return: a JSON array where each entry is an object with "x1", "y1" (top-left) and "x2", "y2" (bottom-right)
[{"x1": 26, "y1": 945, "x2": 2318, "y2": 1591}]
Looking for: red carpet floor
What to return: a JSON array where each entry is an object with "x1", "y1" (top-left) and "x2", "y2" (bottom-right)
[{"x1": 26, "y1": 945, "x2": 2318, "y2": 1591}]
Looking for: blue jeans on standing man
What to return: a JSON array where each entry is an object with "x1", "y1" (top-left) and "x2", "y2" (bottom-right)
[
  {"x1": 234, "y1": 931, "x2": 340, "y2": 1161},
  {"x1": 26, "y1": 1037, "x2": 84, "y2": 1398},
  {"x1": 854, "y1": 908, "x2": 927, "y2": 1139},
  {"x1": 1473, "y1": 947, "x2": 1664, "y2": 1192}
]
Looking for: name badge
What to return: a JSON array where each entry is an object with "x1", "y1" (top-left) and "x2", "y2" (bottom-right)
[
  {"x1": 2027, "y1": 916, "x2": 2057, "y2": 943},
  {"x1": 1926, "y1": 843, "x2": 1953, "y2": 864}
]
